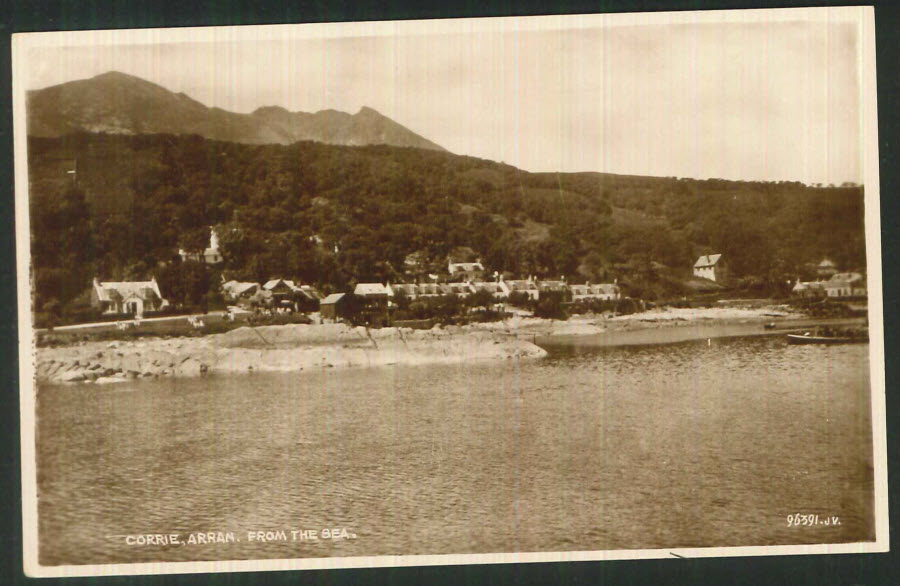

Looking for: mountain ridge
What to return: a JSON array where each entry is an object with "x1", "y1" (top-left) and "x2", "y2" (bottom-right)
[{"x1": 27, "y1": 71, "x2": 447, "y2": 152}]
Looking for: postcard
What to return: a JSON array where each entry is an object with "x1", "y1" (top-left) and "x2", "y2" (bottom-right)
[{"x1": 12, "y1": 6, "x2": 887, "y2": 577}]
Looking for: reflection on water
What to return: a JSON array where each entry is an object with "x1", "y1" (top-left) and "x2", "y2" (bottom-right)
[{"x1": 36, "y1": 335, "x2": 873, "y2": 565}]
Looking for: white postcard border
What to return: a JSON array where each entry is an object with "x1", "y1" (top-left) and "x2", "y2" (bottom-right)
[{"x1": 12, "y1": 6, "x2": 888, "y2": 578}]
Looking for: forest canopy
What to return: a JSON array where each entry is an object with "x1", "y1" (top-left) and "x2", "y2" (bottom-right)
[{"x1": 28, "y1": 133, "x2": 866, "y2": 311}]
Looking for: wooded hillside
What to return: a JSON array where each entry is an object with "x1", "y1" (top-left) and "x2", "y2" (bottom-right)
[{"x1": 28, "y1": 133, "x2": 866, "y2": 312}]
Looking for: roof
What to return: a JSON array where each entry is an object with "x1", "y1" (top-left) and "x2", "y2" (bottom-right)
[
  {"x1": 506, "y1": 279, "x2": 538, "y2": 290},
  {"x1": 94, "y1": 279, "x2": 163, "y2": 302},
  {"x1": 321, "y1": 293, "x2": 346, "y2": 305},
  {"x1": 354, "y1": 283, "x2": 389, "y2": 297},
  {"x1": 448, "y1": 261, "x2": 484, "y2": 273},
  {"x1": 830, "y1": 272, "x2": 863, "y2": 283},
  {"x1": 571, "y1": 283, "x2": 619, "y2": 295},
  {"x1": 694, "y1": 254, "x2": 723, "y2": 268},
  {"x1": 442, "y1": 283, "x2": 472, "y2": 294},
  {"x1": 389, "y1": 283, "x2": 419, "y2": 295},
  {"x1": 298, "y1": 285, "x2": 322, "y2": 300},
  {"x1": 473, "y1": 282, "x2": 505, "y2": 293},
  {"x1": 538, "y1": 280, "x2": 567, "y2": 291},
  {"x1": 825, "y1": 280, "x2": 851, "y2": 289},
  {"x1": 263, "y1": 279, "x2": 297, "y2": 291},
  {"x1": 224, "y1": 281, "x2": 259, "y2": 296}
]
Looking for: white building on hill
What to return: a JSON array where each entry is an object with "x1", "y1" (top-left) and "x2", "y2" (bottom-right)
[
  {"x1": 179, "y1": 227, "x2": 222, "y2": 265},
  {"x1": 693, "y1": 254, "x2": 726, "y2": 282}
]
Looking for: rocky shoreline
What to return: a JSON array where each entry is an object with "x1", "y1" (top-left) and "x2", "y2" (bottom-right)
[
  {"x1": 465, "y1": 305, "x2": 802, "y2": 337},
  {"x1": 35, "y1": 323, "x2": 548, "y2": 385},
  {"x1": 34, "y1": 306, "x2": 814, "y2": 385}
]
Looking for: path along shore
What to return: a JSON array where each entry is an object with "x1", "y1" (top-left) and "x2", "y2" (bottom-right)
[{"x1": 34, "y1": 305, "x2": 836, "y2": 385}]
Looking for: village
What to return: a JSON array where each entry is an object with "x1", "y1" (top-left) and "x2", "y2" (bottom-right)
[{"x1": 62, "y1": 225, "x2": 868, "y2": 339}]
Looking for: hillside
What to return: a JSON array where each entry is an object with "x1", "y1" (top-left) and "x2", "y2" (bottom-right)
[
  {"x1": 27, "y1": 132, "x2": 866, "y2": 311},
  {"x1": 27, "y1": 71, "x2": 445, "y2": 151}
]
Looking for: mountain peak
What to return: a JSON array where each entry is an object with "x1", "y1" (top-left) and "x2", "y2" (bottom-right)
[
  {"x1": 89, "y1": 71, "x2": 163, "y2": 88},
  {"x1": 252, "y1": 105, "x2": 290, "y2": 115},
  {"x1": 92, "y1": 70, "x2": 142, "y2": 81},
  {"x1": 356, "y1": 106, "x2": 382, "y2": 116},
  {"x1": 27, "y1": 71, "x2": 446, "y2": 152}
]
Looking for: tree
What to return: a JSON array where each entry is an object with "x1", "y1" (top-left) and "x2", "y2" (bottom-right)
[
  {"x1": 30, "y1": 183, "x2": 95, "y2": 308},
  {"x1": 392, "y1": 289, "x2": 411, "y2": 311},
  {"x1": 467, "y1": 288, "x2": 495, "y2": 309},
  {"x1": 533, "y1": 290, "x2": 567, "y2": 320}
]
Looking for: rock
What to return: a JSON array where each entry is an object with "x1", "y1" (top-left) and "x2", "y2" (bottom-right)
[
  {"x1": 118, "y1": 354, "x2": 143, "y2": 373},
  {"x1": 89, "y1": 363, "x2": 102, "y2": 371},
  {"x1": 95, "y1": 376, "x2": 127, "y2": 384},
  {"x1": 126, "y1": 370, "x2": 140, "y2": 379},
  {"x1": 60, "y1": 370, "x2": 86, "y2": 382},
  {"x1": 107, "y1": 341, "x2": 119, "y2": 349},
  {"x1": 102, "y1": 368, "x2": 117, "y2": 377}
]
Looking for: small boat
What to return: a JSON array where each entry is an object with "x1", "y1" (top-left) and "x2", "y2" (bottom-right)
[
  {"x1": 787, "y1": 332, "x2": 867, "y2": 345},
  {"x1": 763, "y1": 322, "x2": 777, "y2": 330}
]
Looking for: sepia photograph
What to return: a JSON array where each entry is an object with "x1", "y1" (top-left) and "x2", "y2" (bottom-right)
[{"x1": 12, "y1": 6, "x2": 887, "y2": 577}]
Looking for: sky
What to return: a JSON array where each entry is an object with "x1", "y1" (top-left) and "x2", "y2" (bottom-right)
[{"x1": 23, "y1": 13, "x2": 864, "y2": 185}]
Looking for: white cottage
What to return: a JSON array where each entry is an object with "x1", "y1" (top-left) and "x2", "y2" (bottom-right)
[
  {"x1": 693, "y1": 254, "x2": 727, "y2": 282},
  {"x1": 91, "y1": 277, "x2": 168, "y2": 317}
]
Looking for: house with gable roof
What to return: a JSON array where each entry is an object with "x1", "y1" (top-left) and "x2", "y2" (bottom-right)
[
  {"x1": 91, "y1": 277, "x2": 168, "y2": 317},
  {"x1": 320, "y1": 293, "x2": 350, "y2": 321},
  {"x1": 791, "y1": 279, "x2": 826, "y2": 298},
  {"x1": 261, "y1": 278, "x2": 322, "y2": 310},
  {"x1": 693, "y1": 254, "x2": 727, "y2": 283},
  {"x1": 448, "y1": 259, "x2": 485, "y2": 282},
  {"x1": 825, "y1": 272, "x2": 866, "y2": 298},
  {"x1": 505, "y1": 277, "x2": 540, "y2": 301},
  {"x1": 471, "y1": 279, "x2": 510, "y2": 299},
  {"x1": 387, "y1": 283, "x2": 419, "y2": 301},
  {"x1": 222, "y1": 280, "x2": 260, "y2": 301},
  {"x1": 440, "y1": 282, "x2": 474, "y2": 297},
  {"x1": 353, "y1": 283, "x2": 390, "y2": 327},
  {"x1": 570, "y1": 282, "x2": 621, "y2": 302}
]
